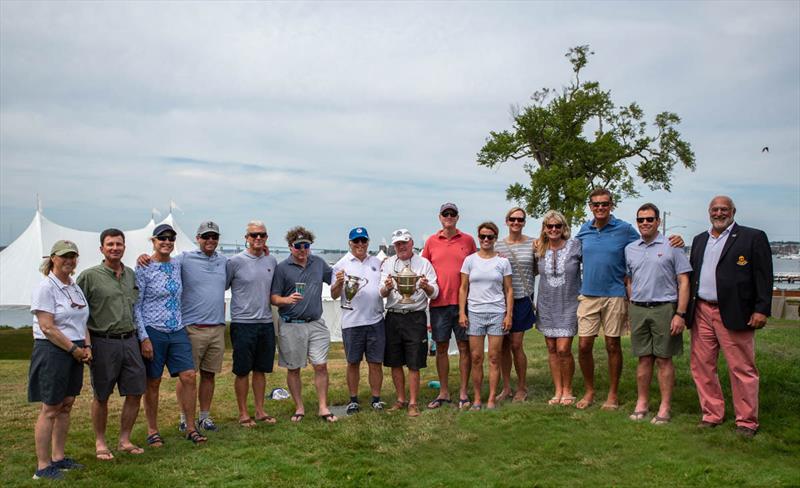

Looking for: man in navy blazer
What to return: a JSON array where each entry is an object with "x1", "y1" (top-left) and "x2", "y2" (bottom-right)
[{"x1": 687, "y1": 195, "x2": 772, "y2": 438}]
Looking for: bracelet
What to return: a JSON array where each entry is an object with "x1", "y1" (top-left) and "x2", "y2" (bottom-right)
[{"x1": 68, "y1": 344, "x2": 78, "y2": 354}]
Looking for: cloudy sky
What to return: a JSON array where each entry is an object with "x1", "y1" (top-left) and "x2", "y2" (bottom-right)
[{"x1": 1, "y1": 1, "x2": 798, "y2": 250}]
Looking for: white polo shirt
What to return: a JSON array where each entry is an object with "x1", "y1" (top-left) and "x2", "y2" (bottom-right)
[
  {"x1": 331, "y1": 252, "x2": 385, "y2": 329},
  {"x1": 31, "y1": 273, "x2": 89, "y2": 341}
]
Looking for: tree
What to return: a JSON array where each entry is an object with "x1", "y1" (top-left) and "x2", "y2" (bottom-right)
[{"x1": 477, "y1": 45, "x2": 696, "y2": 225}]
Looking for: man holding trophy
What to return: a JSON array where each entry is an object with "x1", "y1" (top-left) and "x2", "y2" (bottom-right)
[
  {"x1": 330, "y1": 227, "x2": 386, "y2": 415},
  {"x1": 379, "y1": 229, "x2": 439, "y2": 417}
]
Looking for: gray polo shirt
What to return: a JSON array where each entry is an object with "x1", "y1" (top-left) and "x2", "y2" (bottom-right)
[
  {"x1": 226, "y1": 250, "x2": 278, "y2": 324},
  {"x1": 625, "y1": 233, "x2": 692, "y2": 302},
  {"x1": 179, "y1": 249, "x2": 227, "y2": 325},
  {"x1": 271, "y1": 254, "x2": 332, "y2": 321}
]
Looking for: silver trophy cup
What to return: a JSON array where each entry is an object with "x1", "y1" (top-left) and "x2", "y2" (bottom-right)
[{"x1": 341, "y1": 274, "x2": 369, "y2": 310}]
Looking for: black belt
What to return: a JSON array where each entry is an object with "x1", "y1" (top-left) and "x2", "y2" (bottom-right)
[
  {"x1": 281, "y1": 317, "x2": 315, "y2": 323},
  {"x1": 698, "y1": 298, "x2": 719, "y2": 306},
  {"x1": 387, "y1": 309, "x2": 423, "y2": 315},
  {"x1": 90, "y1": 331, "x2": 136, "y2": 340},
  {"x1": 631, "y1": 301, "x2": 674, "y2": 308}
]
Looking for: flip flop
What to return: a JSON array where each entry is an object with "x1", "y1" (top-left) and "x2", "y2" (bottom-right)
[
  {"x1": 548, "y1": 396, "x2": 562, "y2": 405},
  {"x1": 575, "y1": 398, "x2": 594, "y2": 410},
  {"x1": 651, "y1": 415, "x2": 671, "y2": 425},
  {"x1": 239, "y1": 417, "x2": 257, "y2": 428},
  {"x1": 560, "y1": 395, "x2": 577, "y2": 406},
  {"x1": 469, "y1": 403, "x2": 482, "y2": 411},
  {"x1": 427, "y1": 398, "x2": 452, "y2": 409},
  {"x1": 458, "y1": 398, "x2": 472, "y2": 410},
  {"x1": 319, "y1": 413, "x2": 338, "y2": 423},
  {"x1": 255, "y1": 415, "x2": 277, "y2": 424},
  {"x1": 145, "y1": 432, "x2": 164, "y2": 448},
  {"x1": 629, "y1": 410, "x2": 649, "y2": 421},
  {"x1": 116, "y1": 444, "x2": 144, "y2": 455},
  {"x1": 95, "y1": 449, "x2": 114, "y2": 461},
  {"x1": 290, "y1": 413, "x2": 305, "y2": 423},
  {"x1": 496, "y1": 390, "x2": 513, "y2": 402},
  {"x1": 601, "y1": 402, "x2": 620, "y2": 411},
  {"x1": 186, "y1": 430, "x2": 207, "y2": 444},
  {"x1": 513, "y1": 390, "x2": 528, "y2": 403}
]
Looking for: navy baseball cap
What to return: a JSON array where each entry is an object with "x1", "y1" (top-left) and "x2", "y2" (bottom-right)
[
  {"x1": 348, "y1": 227, "x2": 369, "y2": 241},
  {"x1": 153, "y1": 223, "x2": 176, "y2": 237}
]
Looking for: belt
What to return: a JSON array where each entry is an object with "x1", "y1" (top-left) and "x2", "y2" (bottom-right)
[
  {"x1": 630, "y1": 301, "x2": 674, "y2": 308},
  {"x1": 188, "y1": 324, "x2": 224, "y2": 328},
  {"x1": 281, "y1": 317, "x2": 315, "y2": 324},
  {"x1": 387, "y1": 309, "x2": 423, "y2": 315},
  {"x1": 90, "y1": 331, "x2": 136, "y2": 340},
  {"x1": 698, "y1": 298, "x2": 719, "y2": 306}
]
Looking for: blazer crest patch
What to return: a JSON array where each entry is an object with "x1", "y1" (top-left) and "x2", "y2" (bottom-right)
[{"x1": 737, "y1": 255, "x2": 748, "y2": 266}]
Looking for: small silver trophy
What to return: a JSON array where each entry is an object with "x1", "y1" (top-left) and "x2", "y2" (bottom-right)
[{"x1": 341, "y1": 274, "x2": 369, "y2": 310}]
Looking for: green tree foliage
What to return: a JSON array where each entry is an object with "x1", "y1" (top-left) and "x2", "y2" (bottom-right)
[{"x1": 477, "y1": 45, "x2": 696, "y2": 225}]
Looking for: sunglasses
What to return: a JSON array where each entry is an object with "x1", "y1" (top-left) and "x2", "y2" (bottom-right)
[
  {"x1": 636, "y1": 217, "x2": 657, "y2": 223},
  {"x1": 478, "y1": 234, "x2": 497, "y2": 241},
  {"x1": 441, "y1": 211, "x2": 458, "y2": 218},
  {"x1": 507, "y1": 217, "x2": 525, "y2": 223},
  {"x1": 293, "y1": 242, "x2": 311, "y2": 250},
  {"x1": 156, "y1": 235, "x2": 176, "y2": 242},
  {"x1": 590, "y1": 201, "x2": 611, "y2": 208},
  {"x1": 545, "y1": 223, "x2": 563, "y2": 230},
  {"x1": 49, "y1": 278, "x2": 87, "y2": 309},
  {"x1": 248, "y1": 232, "x2": 267, "y2": 239},
  {"x1": 351, "y1": 237, "x2": 368, "y2": 244},
  {"x1": 200, "y1": 233, "x2": 219, "y2": 240}
]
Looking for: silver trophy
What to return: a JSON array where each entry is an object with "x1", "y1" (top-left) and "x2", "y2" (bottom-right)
[
  {"x1": 392, "y1": 263, "x2": 422, "y2": 304},
  {"x1": 341, "y1": 274, "x2": 369, "y2": 310}
]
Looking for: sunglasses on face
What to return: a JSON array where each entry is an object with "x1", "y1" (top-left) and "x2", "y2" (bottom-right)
[
  {"x1": 156, "y1": 235, "x2": 176, "y2": 242},
  {"x1": 478, "y1": 234, "x2": 497, "y2": 241},
  {"x1": 507, "y1": 217, "x2": 525, "y2": 223},
  {"x1": 200, "y1": 233, "x2": 219, "y2": 240},
  {"x1": 441, "y1": 211, "x2": 458, "y2": 218},
  {"x1": 351, "y1": 238, "x2": 368, "y2": 244},
  {"x1": 293, "y1": 242, "x2": 311, "y2": 250},
  {"x1": 545, "y1": 223, "x2": 563, "y2": 230},
  {"x1": 248, "y1": 232, "x2": 267, "y2": 239},
  {"x1": 636, "y1": 217, "x2": 657, "y2": 223},
  {"x1": 590, "y1": 201, "x2": 611, "y2": 208}
]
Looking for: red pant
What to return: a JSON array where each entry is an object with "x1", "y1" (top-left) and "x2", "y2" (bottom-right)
[{"x1": 690, "y1": 300, "x2": 759, "y2": 430}]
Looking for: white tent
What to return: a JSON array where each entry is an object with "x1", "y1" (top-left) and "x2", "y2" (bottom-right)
[{"x1": 0, "y1": 210, "x2": 195, "y2": 307}]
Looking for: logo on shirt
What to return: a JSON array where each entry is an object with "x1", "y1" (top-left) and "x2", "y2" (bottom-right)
[{"x1": 737, "y1": 255, "x2": 748, "y2": 266}]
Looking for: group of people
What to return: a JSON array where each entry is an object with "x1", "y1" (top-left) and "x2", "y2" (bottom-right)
[{"x1": 26, "y1": 191, "x2": 773, "y2": 481}]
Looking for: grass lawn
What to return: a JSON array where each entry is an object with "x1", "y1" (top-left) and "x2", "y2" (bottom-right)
[{"x1": 1, "y1": 320, "x2": 798, "y2": 487}]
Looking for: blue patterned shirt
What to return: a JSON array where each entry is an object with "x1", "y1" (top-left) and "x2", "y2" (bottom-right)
[{"x1": 134, "y1": 259, "x2": 183, "y2": 339}]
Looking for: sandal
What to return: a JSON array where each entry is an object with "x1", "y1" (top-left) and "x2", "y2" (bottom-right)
[
  {"x1": 319, "y1": 413, "x2": 338, "y2": 423},
  {"x1": 548, "y1": 396, "x2": 562, "y2": 405},
  {"x1": 239, "y1": 417, "x2": 257, "y2": 428},
  {"x1": 388, "y1": 401, "x2": 408, "y2": 412},
  {"x1": 575, "y1": 398, "x2": 594, "y2": 410},
  {"x1": 629, "y1": 410, "x2": 649, "y2": 421},
  {"x1": 601, "y1": 402, "x2": 620, "y2": 411},
  {"x1": 560, "y1": 395, "x2": 577, "y2": 406},
  {"x1": 255, "y1": 415, "x2": 277, "y2": 424},
  {"x1": 116, "y1": 444, "x2": 144, "y2": 455},
  {"x1": 458, "y1": 398, "x2": 471, "y2": 410},
  {"x1": 186, "y1": 430, "x2": 207, "y2": 444},
  {"x1": 496, "y1": 390, "x2": 513, "y2": 402},
  {"x1": 427, "y1": 398, "x2": 452, "y2": 409},
  {"x1": 651, "y1": 415, "x2": 671, "y2": 425},
  {"x1": 290, "y1": 413, "x2": 305, "y2": 423},
  {"x1": 512, "y1": 390, "x2": 528, "y2": 403},
  {"x1": 469, "y1": 403, "x2": 482, "y2": 411},
  {"x1": 95, "y1": 449, "x2": 114, "y2": 461},
  {"x1": 145, "y1": 432, "x2": 164, "y2": 448}
]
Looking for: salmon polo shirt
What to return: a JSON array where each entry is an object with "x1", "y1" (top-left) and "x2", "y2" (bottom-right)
[{"x1": 422, "y1": 230, "x2": 477, "y2": 308}]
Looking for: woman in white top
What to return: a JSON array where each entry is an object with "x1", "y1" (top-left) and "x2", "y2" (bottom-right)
[
  {"x1": 458, "y1": 222, "x2": 514, "y2": 410},
  {"x1": 28, "y1": 240, "x2": 91, "y2": 480}
]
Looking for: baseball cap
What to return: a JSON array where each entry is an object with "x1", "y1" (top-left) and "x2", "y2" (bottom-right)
[
  {"x1": 196, "y1": 221, "x2": 220, "y2": 236},
  {"x1": 153, "y1": 223, "x2": 176, "y2": 237},
  {"x1": 292, "y1": 233, "x2": 312, "y2": 245},
  {"x1": 391, "y1": 228, "x2": 413, "y2": 244},
  {"x1": 47, "y1": 240, "x2": 79, "y2": 257},
  {"x1": 348, "y1": 227, "x2": 369, "y2": 241},
  {"x1": 440, "y1": 203, "x2": 459, "y2": 214}
]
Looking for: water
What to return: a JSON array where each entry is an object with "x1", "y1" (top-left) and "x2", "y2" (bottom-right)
[{"x1": 2, "y1": 256, "x2": 798, "y2": 328}]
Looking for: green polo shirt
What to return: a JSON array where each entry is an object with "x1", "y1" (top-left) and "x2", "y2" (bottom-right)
[{"x1": 77, "y1": 262, "x2": 139, "y2": 335}]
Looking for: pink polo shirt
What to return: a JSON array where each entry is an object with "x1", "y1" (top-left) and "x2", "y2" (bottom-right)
[{"x1": 422, "y1": 229, "x2": 476, "y2": 308}]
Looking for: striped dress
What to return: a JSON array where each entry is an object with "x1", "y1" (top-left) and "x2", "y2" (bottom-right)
[{"x1": 495, "y1": 237, "x2": 536, "y2": 299}]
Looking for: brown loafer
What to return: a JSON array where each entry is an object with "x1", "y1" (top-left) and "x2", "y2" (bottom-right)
[{"x1": 735, "y1": 426, "x2": 757, "y2": 438}]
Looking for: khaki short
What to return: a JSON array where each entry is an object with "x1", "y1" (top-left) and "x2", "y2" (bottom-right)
[
  {"x1": 577, "y1": 295, "x2": 628, "y2": 338},
  {"x1": 277, "y1": 318, "x2": 330, "y2": 370},
  {"x1": 186, "y1": 325, "x2": 226, "y2": 373}
]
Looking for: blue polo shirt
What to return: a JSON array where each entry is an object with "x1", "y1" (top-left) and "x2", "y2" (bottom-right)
[
  {"x1": 271, "y1": 254, "x2": 333, "y2": 321},
  {"x1": 178, "y1": 249, "x2": 227, "y2": 325},
  {"x1": 576, "y1": 215, "x2": 639, "y2": 297},
  {"x1": 625, "y1": 233, "x2": 692, "y2": 302}
]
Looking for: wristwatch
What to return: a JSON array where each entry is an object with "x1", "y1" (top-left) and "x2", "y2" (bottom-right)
[{"x1": 675, "y1": 311, "x2": 687, "y2": 319}]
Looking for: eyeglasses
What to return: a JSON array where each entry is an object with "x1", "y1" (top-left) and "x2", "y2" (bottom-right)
[
  {"x1": 351, "y1": 237, "x2": 368, "y2": 244},
  {"x1": 545, "y1": 223, "x2": 563, "y2": 230},
  {"x1": 441, "y1": 211, "x2": 458, "y2": 218},
  {"x1": 590, "y1": 201, "x2": 611, "y2": 208},
  {"x1": 636, "y1": 217, "x2": 657, "y2": 223},
  {"x1": 200, "y1": 233, "x2": 219, "y2": 240},
  {"x1": 49, "y1": 278, "x2": 87, "y2": 309},
  {"x1": 156, "y1": 235, "x2": 176, "y2": 242},
  {"x1": 248, "y1": 232, "x2": 267, "y2": 239},
  {"x1": 507, "y1": 217, "x2": 525, "y2": 223},
  {"x1": 478, "y1": 234, "x2": 497, "y2": 241},
  {"x1": 293, "y1": 242, "x2": 311, "y2": 250}
]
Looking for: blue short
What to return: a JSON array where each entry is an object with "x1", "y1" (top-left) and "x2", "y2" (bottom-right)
[
  {"x1": 511, "y1": 296, "x2": 536, "y2": 333},
  {"x1": 230, "y1": 322, "x2": 276, "y2": 376},
  {"x1": 145, "y1": 326, "x2": 195, "y2": 379},
  {"x1": 430, "y1": 305, "x2": 468, "y2": 343},
  {"x1": 342, "y1": 319, "x2": 385, "y2": 364}
]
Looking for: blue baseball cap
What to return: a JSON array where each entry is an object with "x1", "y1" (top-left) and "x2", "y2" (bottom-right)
[
  {"x1": 153, "y1": 223, "x2": 176, "y2": 237},
  {"x1": 348, "y1": 227, "x2": 369, "y2": 241}
]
